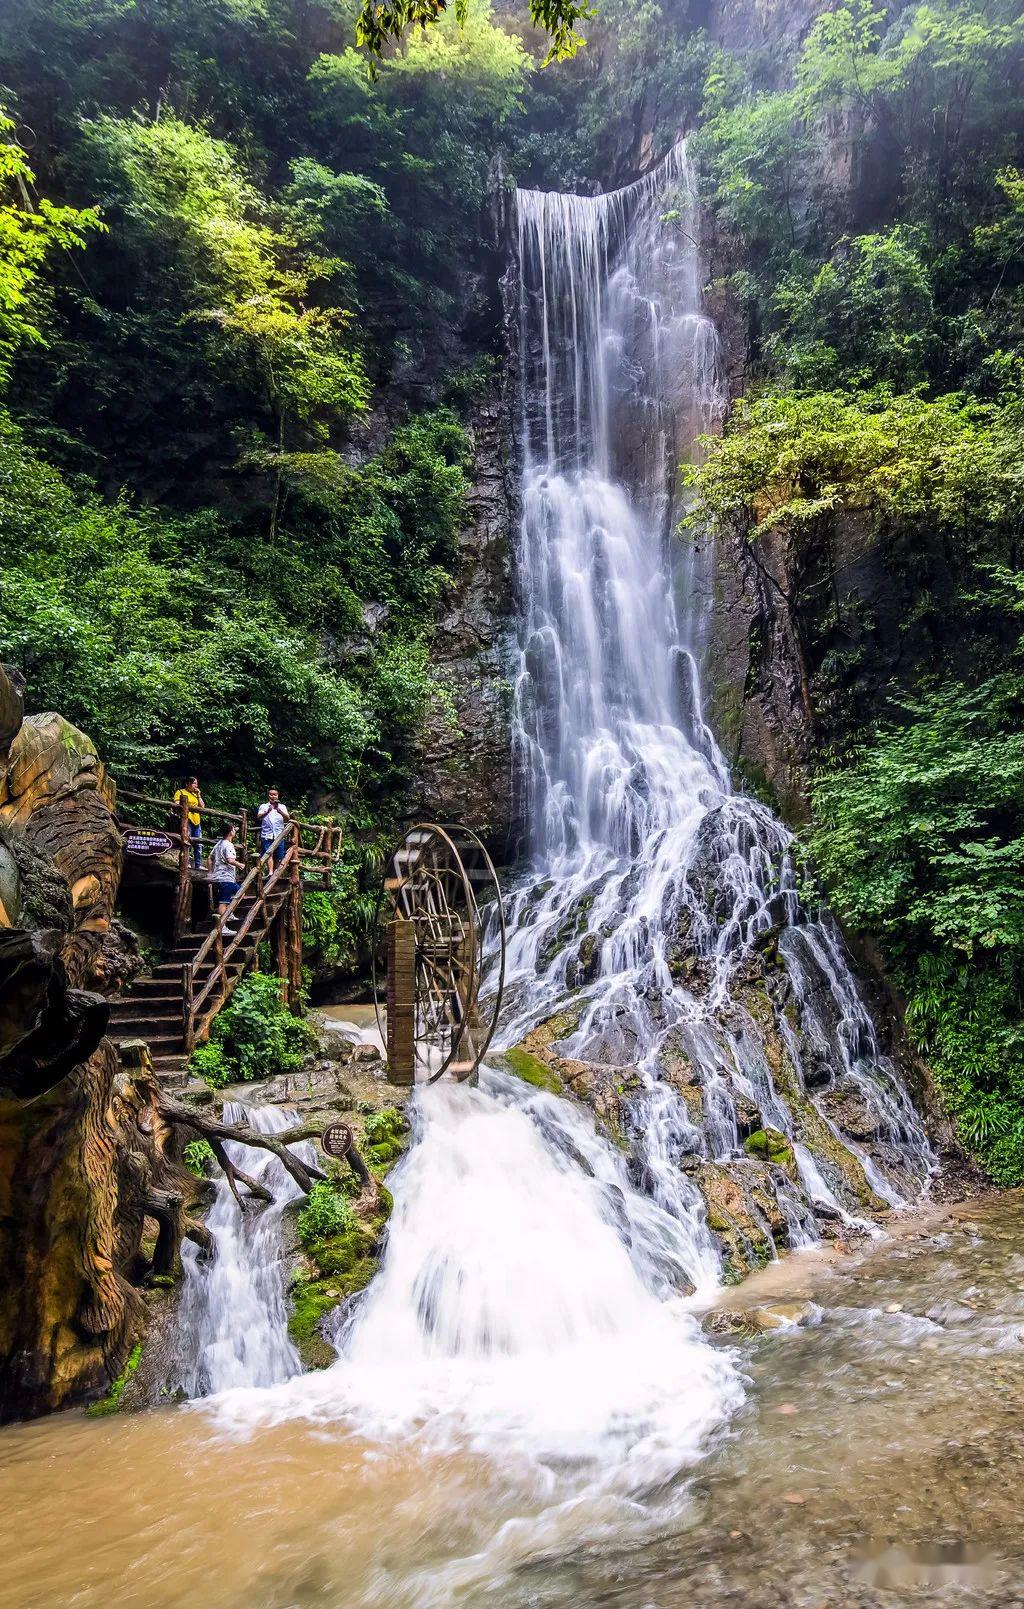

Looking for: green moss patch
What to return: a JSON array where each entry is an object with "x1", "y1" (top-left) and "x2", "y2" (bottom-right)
[
  {"x1": 743, "y1": 1126, "x2": 797, "y2": 1177},
  {"x1": 504, "y1": 1046, "x2": 564, "y2": 1095},
  {"x1": 287, "y1": 1183, "x2": 398, "y2": 1370},
  {"x1": 86, "y1": 1342, "x2": 144, "y2": 1417}
]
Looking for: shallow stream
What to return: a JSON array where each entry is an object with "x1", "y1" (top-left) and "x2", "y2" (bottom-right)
[{"x1": 3, "y1": 1189, "x2": 1023, "y2": 1607}]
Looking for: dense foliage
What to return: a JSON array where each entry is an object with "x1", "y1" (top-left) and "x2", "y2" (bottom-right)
[
  {"x1": 689, "y1": 1, "x2": 1024, "y2": 1180},
  {"x1": 190, "y1": 973, "x2": 318, "y2": 1085},
  {"x1": 0, "y1": 0, "x2": 537, "y2": 966}
]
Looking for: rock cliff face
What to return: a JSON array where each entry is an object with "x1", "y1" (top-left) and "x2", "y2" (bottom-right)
[
  {"x1": 408, "y1": 385, "x2": 520, "y2": 856},
  {"x1": 704, "y1": 521, "x2": 815, "y2": 823},
  {"x1": 0, "y1": 669, "x2": 184, "y2": 1422}
]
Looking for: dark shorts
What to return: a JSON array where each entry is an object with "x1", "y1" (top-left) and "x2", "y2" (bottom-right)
[{"x1": 215, "y1": 879, "x2": 241, "y2": 904}]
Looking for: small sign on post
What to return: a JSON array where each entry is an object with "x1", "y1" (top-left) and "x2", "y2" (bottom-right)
[
  {"x1": 124, "y1": 829, "x2": 174, "y2": 858},
  {"x1": 321, "y1": 1121, "x2": 354, "y2": 1159}
]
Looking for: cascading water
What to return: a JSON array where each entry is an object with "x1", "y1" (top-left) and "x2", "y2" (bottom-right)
[
  {"x1": 179, "y1": 1103, "x2": 318, "y2": 1395},
  {"x1": 211, "y1": 1068, "x2": 744, "y2": 1576},
  {"x1": 501, "y1": 141, "x2": 934, "y2": 1258}
]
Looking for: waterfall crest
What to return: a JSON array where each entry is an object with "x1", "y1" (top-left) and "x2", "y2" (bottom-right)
[{"x1": 501, "y1": 142, "x2": 933, "y2": 1263}]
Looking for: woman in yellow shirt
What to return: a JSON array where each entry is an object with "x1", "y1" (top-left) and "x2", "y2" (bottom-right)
[{"x1": 173, "y1": 774, "x2": 205, "y2": 869}]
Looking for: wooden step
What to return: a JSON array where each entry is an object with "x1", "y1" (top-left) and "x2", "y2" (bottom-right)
[
  {"x1": 110, "y1": 992, "x2": 180, "y2": 1011},
  {"x1": 109, "y1": 1014, "x2": 182, "y2": 1037}
]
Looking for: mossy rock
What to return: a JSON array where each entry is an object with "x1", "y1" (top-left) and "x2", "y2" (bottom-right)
[
  {"x1": 695, "y1": 1160, "x2": 777, "y2": 1277},
  {"x1": 287, "y1": 1184, "x2": 396, "y2": 1371},
  {"x1": 742, "y1": 984, "x2": 887, "y2": 1213},
  {"x1": 287, "y1": 1281, "x2": 341, "y2": 1371},
  {"x1": 86, "y1": 1342, "x2": 144, "y2": 1417},
  {"x1": 503, "y1": 1046, "x2": 564, "y2": 1095},
  {"x1": 743, "y1": 1126, "x2": 797, "y2": 1178},
  {"x1": 676, "y1": 1082, "x2": 706, "y2": 1125}
]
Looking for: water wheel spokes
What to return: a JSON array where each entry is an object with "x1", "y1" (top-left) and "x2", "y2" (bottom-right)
[{"x1": 373, "y1": 822, "x2": 505, "y2": 1084}]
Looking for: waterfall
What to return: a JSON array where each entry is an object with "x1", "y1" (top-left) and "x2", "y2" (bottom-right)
[
  {"x1": 179, "y1": 1103, "x2": 318, "y2": 1396},
  {"x1": 501, "y1": 141, "x2": 934, "y2": 1246},
  {"x1": 210, "y1": 1072, "x2": 743, "y2": 1502},
  {"x1": 193, "y1": 149, "x2": 929, "y2": 1523}
]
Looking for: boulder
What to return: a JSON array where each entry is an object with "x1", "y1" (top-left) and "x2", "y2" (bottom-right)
[{"x1": 743, "y1": 1126, "x2": 798, "y2": 1180}]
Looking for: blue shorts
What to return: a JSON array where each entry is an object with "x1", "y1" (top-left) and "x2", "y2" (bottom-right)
[{"x1": 215, "y1": 879, "x2": 241, "y2": 904}]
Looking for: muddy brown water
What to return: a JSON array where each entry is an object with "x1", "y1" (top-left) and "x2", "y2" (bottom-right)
[{"x1": 3, "y1": 1193, "x2": 1024, "y2": 1608}]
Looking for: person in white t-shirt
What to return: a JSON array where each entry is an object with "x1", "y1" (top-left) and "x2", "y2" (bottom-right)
[{"x1": 257, "y1": 787, "x2": 290, "y2": 865}]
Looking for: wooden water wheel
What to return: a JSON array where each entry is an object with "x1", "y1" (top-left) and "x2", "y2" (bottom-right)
[{"x1": 373, "y1": 824, "x2": 505, "y2": 1084}]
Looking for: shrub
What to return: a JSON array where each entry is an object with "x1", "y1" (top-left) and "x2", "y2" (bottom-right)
[
  {"x1": 189, "y1": 1042, "x2": 230, "y2": 1088},
  {"x1": 191, "y1": 973, "x2": 317, "y2": 1085},
  {"x1": 183, "y1": 1139, "x2": 216, "y2": 1176},
  {"x1": 297, "y1": 1181, "x2": 356, "y2": 1247}
]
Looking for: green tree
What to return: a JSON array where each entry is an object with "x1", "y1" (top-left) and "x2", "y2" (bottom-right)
[
  {"x1": 0, "y1": 111, "x2": 100, "y2": 383},
  {"x1": 768, "y1": 227, "x2": 937, "y2": 389}
]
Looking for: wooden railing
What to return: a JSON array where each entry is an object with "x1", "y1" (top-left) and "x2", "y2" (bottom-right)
[
  {"x1": 184, "y1": 819, "x2": 300, "y2": 1052},
  {"x1": 115, "y1": 787, "x2": 342, "y2": 941}
]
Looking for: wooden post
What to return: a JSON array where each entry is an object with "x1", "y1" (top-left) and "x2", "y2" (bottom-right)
[
  {"x1": 272, "y1": 908, "x2": 288, "y2": 1006},
  {"x1": 386, "y1": 917, "x2": 416, "y2": 1086},
  {"x1": 285, "y1": 822, "x2": 303, "y2": 1014},
  {"x1": 238, "y1": 807, "x2": 249, "y2": 870},
  {"x1": 174, "y1": 795, "x2": 193, "y2": 942},
  {"x1": 215, "y1": 922, "x2": 226, "y2": 1010},
  {"x1": 183, "y1": 962, "x2": 195, "y2": 1054}
]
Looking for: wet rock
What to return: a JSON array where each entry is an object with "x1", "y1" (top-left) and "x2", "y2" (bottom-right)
[
  {"x1": 800, "y1": 1047, "x2": 833, "y2": 1090},
  {"x1": 742, "y1": 984, "x2": 888, "y2": 1215},
  {"x1": 675, "y1": 1081, "x2": 706, "y2": 1129},
  {"x1": 695, "y1": 1159, "x2": 782, "y2": 1275},
  {"x1": 706, "y1": 1301, "x2": 811, "y2": 1336},
  {"x1": 180, "y1": 1079, "x2": 215, "y2": 1105},
  {"x1": 498, "y1": 1046, "x2": 564, "y2": 1095},
  {"x1": 575, "y1": 932, "x2": 602, "y2": 985},
  {"x1": 743, "y1": 1126, "x2": 798, "y2": 1180},
  {"x1": 655, "y1": 1030, "x2": 701, "y2": 1087},
  {"x1": 733, "y1": 1092, "x2": 762, "y2": 1138},
  {"x1": 819, "y1": 1079, "x2": 882, "y2": 1142},
  {"x1": 753, "y1": 1301, "x2": 813, "y2": 1330}
]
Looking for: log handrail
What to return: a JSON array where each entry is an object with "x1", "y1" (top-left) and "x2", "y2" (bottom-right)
[
  {"x1": 114, "y1": 787, "x2": 342, "y2": 1053},
  {"x1": 187, "y1": 821, "x2": 297, "y2": 1047},
  {"x1": 117, "y1": 787, "x2": 246, "y2": 828},
  {"x1": 116, "y1": 787, "x2": 338, "y2": 878}
]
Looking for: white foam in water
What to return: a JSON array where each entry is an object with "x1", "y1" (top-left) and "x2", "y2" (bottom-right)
[
  {"x1": 179, "y1": 1103, "x2": 319, "y2": 1395},
  {"x1": 209, "y1": 1073, "x2": 743, "y2": 1489}
]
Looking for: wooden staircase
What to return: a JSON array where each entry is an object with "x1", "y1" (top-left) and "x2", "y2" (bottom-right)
[{"x1": 108, "y1": 831, "x2": 299, "y2": 1085}]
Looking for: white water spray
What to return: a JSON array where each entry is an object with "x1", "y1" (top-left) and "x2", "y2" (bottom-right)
[
  {"x1": 179, "y1": 1103, "x2": 318, "y2": 1396},
  {"x1": 212, "y1": 1072, "x2": 742, "y2": 1503}
]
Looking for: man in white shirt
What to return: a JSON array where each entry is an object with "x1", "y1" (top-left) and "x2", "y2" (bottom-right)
[{"x1": 257, "y1": 787, "x2": 291, "y2": 865}]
